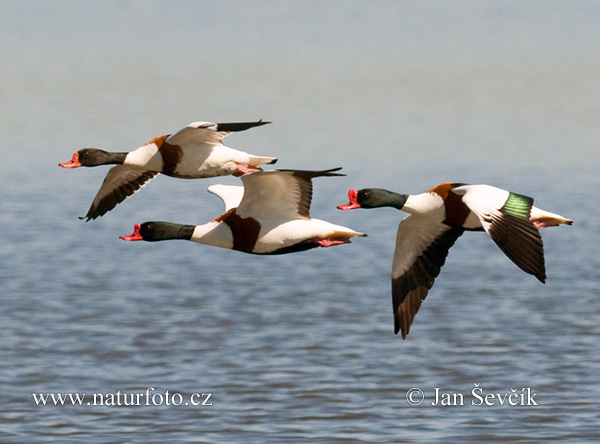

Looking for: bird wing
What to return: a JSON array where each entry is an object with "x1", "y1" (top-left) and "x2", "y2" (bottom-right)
[
  {"x1": 455, "y1": 184, "x2": 546, "y2": 282},
  {"x1": 235, "y1": 168, "x2": 344, "y2": 221},
  {"x1": 207, "y1": 184, "x2": 245, "y2": 212},
  {"x1": 165, "y1": 120, "x2": 270, "y2": 147},
  {"x1": 391, "y1": 215, "x2": 464, "y2": 339},
  {"x1": 83, "y1": 165, "x2": 158, "y2": 221}
]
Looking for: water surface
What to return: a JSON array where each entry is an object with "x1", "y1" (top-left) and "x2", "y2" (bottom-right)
[{"x1": 1, "y1": 1, "x2": 599, "y2": 442}]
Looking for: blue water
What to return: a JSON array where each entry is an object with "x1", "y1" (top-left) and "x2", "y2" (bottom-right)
[{"x1": 1, "y1": 1, "x2": 599, "y2": 442}]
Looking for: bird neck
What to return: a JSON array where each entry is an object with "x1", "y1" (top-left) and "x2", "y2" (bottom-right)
[
  {"x1": 144, "y1": 222, "x2": 195, "y2": 241},
  {"x1": 367, "y1": 189, "x2": 409, "y2": 210},
  {"x1": 81, "y1": 149, "x2": 128, "y2": 166},
  {"x1": 385, "y1": 192, "x2": 410, "y2": 210}
]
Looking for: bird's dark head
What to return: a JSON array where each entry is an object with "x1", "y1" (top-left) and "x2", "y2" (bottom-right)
[
  {"x1": 338, "y1": 188, "x2": 408, "y2": 210},
  {"x1": 120, "y1": 222, "x2": 194, "y2": 242},
  {"x1": 59, "y1": 149, "x2": 126, "y2": 168}
]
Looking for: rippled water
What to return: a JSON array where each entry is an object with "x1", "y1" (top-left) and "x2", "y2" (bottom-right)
[{"x1": 2, "y1": 1, "x2": 600, "y2": 442}]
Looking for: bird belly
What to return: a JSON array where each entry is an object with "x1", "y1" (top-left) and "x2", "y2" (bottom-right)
[
  {"x1": 252, "y1": 219, "x2": 358, "y2": 254},
  {"x1": 174, "y1": 146, "x2": 242, "y2": 178}
]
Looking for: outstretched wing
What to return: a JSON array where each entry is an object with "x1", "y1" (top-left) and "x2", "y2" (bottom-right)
[
  {"x1": 207, "y1": 184, "x2": 245, "y2": 212},
  {"x1": 236, "y1": 168, "x2": 344, "y2": 221},
  {"x1": 82, "y1": 165, "x2": 158, "y2": 221},
  {"x1": 456, "y1": 184, "x2": 546, "y2": 282},
  {"x1": 391, "y1": 215, "x2": 464, "y2": 339},
  {"x1": 165, "y1": 120, "x2": 270, "y2": 147}
]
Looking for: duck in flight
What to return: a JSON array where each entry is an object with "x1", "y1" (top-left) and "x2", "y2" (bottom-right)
[
  {"x1": 59, "y1": 120, "x2": 276, "y2": 221},
  {"x1": 338, "y1": 183, "x2": 572, "y2": 339},
  {"x1": 121, "y1": 168, "x2": 366, "y2": 254}
]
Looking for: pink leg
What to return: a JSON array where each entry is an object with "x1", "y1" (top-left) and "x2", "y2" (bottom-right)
[
  {"x1": 317, "y1": 238, "x2": 351, "y2": 248},
  {"x1": 233, "y1": 164, "x2": 263, "y2": 176},
  {"x1": 533, "y1": 220, "x2": 559, "y2": 228}
]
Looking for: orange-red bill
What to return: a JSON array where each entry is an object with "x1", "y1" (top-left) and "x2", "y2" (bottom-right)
[
  {"x1": 337, "y1": 189, "x2": 360, "y2": 210},
  {"x1": 120, "y1": 224, "x2": 143, "y2": 241},
  {"x1": 59, "y1": 152, "x2": 81, "y2": 168}
]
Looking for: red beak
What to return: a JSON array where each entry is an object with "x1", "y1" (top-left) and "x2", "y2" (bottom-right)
[
  {"x1": 337, "y1": 189, "x2": 361, "y2": 210},
  {"x1": 59, "y1": 152, "x2": 81, "y2": 168},
  {"x1": 120, "y1": 224, "x2": 143, "y2": 241}
]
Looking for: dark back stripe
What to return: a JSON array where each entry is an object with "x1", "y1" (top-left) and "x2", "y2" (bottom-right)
[
  {"x1": 222, "y1": 211, "x2": 262, "y2": 253},
  {"x1": 443, "y1": 190, "x2": 472, "y2": 228},
  {"x1": 259, "y1": 240, "x2": 320, "y2": 255},
  {"x1": 159, "y1": 141, "x2": 183, "y2": 176}
]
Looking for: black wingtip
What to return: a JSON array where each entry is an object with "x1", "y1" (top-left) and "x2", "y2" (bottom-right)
[
  {"x1": 394, "y1": 326, "x2": 408, "y2": 340},
  {"x1": 215, "y1": 120, "x2": 271, "y2": 132},
  {"x1": 394, "y1": 317, "x2": 407, "y2": 338},
  {"x1": 312, "y1": 167, "x2": 345, "y2": 177},
  {"x1": 275, "y1": 167, "x2": 345, "y2": 178}
]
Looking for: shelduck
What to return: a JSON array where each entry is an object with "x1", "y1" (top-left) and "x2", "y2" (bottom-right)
[
  {"x1": 59, "y1": 120, "x2": 276, "y2": 221},
  {"x1": 338, "y1": 183, "x2": 572, "y2": 339},
  {"x1": 121, "y1": 168, "x2": 366, "y2": 254}
]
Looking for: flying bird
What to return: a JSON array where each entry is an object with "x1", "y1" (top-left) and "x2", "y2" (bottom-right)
[
  {"x1": 59, "y1": 120, "x2": 276, "y2": 221},
  {"x1": 338, "y1": 183, "x2": 572, "y2": 339},
  {"x1": 121, "y1": 168, "x2": 366, "y2": 254}
]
